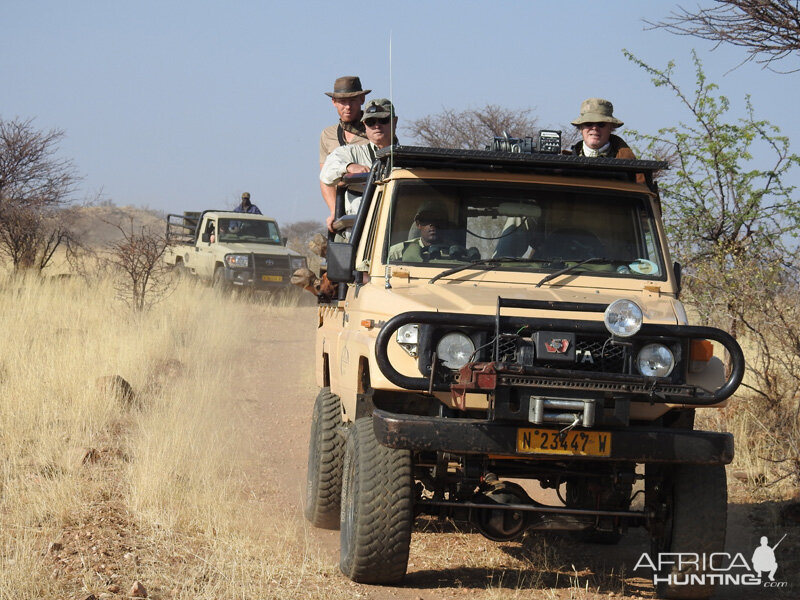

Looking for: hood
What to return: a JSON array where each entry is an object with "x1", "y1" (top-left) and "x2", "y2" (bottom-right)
[
  {"x1": 215, "y1": 242, "x2": 300, "y2": 256},
  {"x1": 354, "y1": 280, "x2": 679, "y2": 324}
]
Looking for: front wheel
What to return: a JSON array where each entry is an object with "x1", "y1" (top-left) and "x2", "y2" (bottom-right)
[
  {"x1": 650, "y1": 463, "x2": 727, "y2": 600},
  {"x1": 212, "y1": 265, "x2": 230, "y2": 291},
  {"x1": 304, "y1": 388, "x2": 344, "y2": 529},
  {"x1": 339, "y1": 418, "x2": 413, "y2": 584}
]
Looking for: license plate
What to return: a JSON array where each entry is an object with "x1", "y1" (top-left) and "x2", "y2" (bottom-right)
[
  {"x1": 516, "y1": 428, "x2": 611, "y2": 457},
  {"x1": 261, "y1": 275, "x2": 283, "y2": 282}
]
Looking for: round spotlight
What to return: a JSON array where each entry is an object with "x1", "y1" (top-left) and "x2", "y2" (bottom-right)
[
  {"x1": 436, "y1": 332, "x2": 476, "y2": 370},
  {"x1": 637, "y1": 343, "x2": 675, "y2": 377},
  {"x1": 604, "y1": 299, "x2": 643, "y2": 338}
]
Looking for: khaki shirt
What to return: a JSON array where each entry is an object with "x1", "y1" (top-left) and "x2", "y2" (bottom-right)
[{"x1": 319, "y1": 124, "x2": 369, "y2": 164}]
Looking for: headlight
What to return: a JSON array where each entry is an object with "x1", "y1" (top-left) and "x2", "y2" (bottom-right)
[
  {"x1": 225, "y1": 254, "x2": 249, "y2": 268},
  {"x1": 290, "y1": 256, "x2": 307, "y2": 271},
  {"x1": 604, "y1": 299, "x2": 643, "y2": 338},
  {"x1": 637, "y1": 343, "x2": 675, "y2": 377},
  {"x1": 436, "y1": 332, "x2": 475, "y2": 370},
  {"x1": 396, "y1": 324, "x2": 419, "y2": 357}
]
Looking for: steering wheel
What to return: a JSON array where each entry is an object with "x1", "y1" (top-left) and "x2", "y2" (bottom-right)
[{"x1": 539, "y1": 228, "x2": 605, "y2": 262}]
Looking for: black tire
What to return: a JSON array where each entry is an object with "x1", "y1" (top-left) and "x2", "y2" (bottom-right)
[
  {"x1": 653, "y1": 464, "x2": 727, "y2": 600},
  {"x1": 171, "y1": 260, "x2": 187, "y2": 278},
  {"x1": 213, "y1": 265, "x2": 229, "y2": 290},
  {"x1": 304, "y1": 388, "x2": 344, "y2": 529},
  {"x1": 339, "y1": 418, "x2": 413, "y2": 584}
]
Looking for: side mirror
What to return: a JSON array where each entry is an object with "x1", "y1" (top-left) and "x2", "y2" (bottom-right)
[
  {"x1": 282, "y1": 236, "x2": 288, "y2": 246},
  {"x1": 327, "y1": 242, "x2": 356, "y2": 283},
  {"x1": 201, "y1": 232, "x2": 210, "y2": 243},
  {"x1": 673, "y1": 261, "x2": 682, "y2": 297}
]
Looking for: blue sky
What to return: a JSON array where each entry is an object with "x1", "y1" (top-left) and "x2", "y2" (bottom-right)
[{"x1": 2, "y1": 1, "x2": 797, "y2": 225}]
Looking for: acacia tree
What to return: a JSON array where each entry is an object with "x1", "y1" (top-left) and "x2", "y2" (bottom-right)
[
  {"x1": 0, "y1": 117, "x2": 78, "y2": 270},
  {"x1": 649, "y1": 0, "x2": 800, "y2": 71},
  {"x1": 107, "y1": 220, "x2": 173, "y2": 311},
  {"x1": 625, "y1": 50, "x2": 800, "y2": 394},
  {"x1": 626, "y1": 51, "x2": 800, "y2": 487},
  {"x1": 403, "y1": 104, "x2": 543, "y2": 149}
]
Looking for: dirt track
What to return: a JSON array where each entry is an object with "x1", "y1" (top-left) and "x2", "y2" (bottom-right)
[{"x1": 233, "y1": 303, "x2": 795, "y2": 600}]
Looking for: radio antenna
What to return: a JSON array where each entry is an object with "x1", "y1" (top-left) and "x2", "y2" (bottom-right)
[
  {"x1": 385, "y1": 30, "x2": 395, "y2": 281},
  {"x1": 389, "y1": 30, "x2": 394, "y2": 168}
]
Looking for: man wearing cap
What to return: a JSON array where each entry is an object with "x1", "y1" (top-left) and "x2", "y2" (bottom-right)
[
  {"x1": 570, "y1": 98, "x2": 636, "y2": 159},
  {"x1": 388, "y1": 201, "x2": 453, "y2": 262},
  {"x1": 320, "y1": 98, "x2": 398, "y2": 230},
  {"x1": 234, "y1": 192, "x2": 262, "y2": 214}
]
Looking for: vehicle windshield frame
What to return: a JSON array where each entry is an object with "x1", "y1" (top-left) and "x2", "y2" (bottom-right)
[{"x1": 380, "y1": 178, "x2": 667, "y2": 281}]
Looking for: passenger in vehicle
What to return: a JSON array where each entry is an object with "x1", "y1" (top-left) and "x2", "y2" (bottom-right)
[
  {"x1": 234, "y1": 192, "x2": 262, "y2": 214},
  {"x1": 319, "y1": 76, "x2": 371, "y2": 232},
  {"x1": 205, "y1": 221, "x2": 216, "y2": 244},
  {"x1": 320, "y1": 98, "x2": 399, "y2": 228},
  {"x1": 569, "y1": 98, "x2": 636, "y2": 159},
  {"x1": 388, "y1": 201, "x2": 452, "y2": 262}
]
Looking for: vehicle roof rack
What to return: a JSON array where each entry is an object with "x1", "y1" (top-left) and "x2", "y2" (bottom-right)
[{"x1": 375, "y1": 145, "x2": 668, "y2": 190}]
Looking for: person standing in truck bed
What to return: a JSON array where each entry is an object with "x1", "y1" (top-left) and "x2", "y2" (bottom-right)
[
  {"x1": 234, "y1": 192, "x2": 261, "y2": 214},
  {"x1": 569, "y1": 98, "x2": 636, "y2": 159},
  {"x1": 319, "y1": 76, "x2": 370, "y2": 232}
]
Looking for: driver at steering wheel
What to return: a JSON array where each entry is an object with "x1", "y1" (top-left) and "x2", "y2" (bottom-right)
[{"x1": 388, "y1": 201, "x2": 452, "y2": 262}]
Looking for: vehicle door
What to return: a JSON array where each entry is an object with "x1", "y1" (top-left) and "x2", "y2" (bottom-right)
[{"x1": 195, "y1": 216, "x2": 217, "y2": 279}]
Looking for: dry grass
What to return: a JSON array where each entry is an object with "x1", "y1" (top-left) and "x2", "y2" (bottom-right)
[{"x1": 0, "y1": 272, "x2": 345, "y2": 599}]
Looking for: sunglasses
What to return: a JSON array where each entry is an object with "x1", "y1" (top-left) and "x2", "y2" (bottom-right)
[
  {"x1": 364, "y1": 117, "x2": 391, "y2": 127},
  {"x1": 582, "y1": 122, "x2": 609, "y2": 129}
]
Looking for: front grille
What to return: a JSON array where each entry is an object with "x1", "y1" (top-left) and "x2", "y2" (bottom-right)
[
  {"x1": 575, "y1": 336, "x2": 626, "y2": 373},
  {"x1": 252, "y1": 254, "x2": 290, "y2": 276},
  {"x1": 493, "y1": 333, "x2": 627, "y2": 374},
  {"x1": 497, "y1": 334, "x2": 518, "y2": 362}
]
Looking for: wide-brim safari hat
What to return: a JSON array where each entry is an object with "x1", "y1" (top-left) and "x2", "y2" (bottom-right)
[
  {"x1": 325, "y1": 76, "x2": 371, "y2": 98},
  {"x1": 571, "y1": 98, "x2": 623, "y2": 127}
]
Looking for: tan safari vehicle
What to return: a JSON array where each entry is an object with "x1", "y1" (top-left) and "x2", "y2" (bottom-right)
[
  {"x1": 305, "y1": 138, "x2": 744, "y2": 600},
  {"x1": 163, "y1": 210, "x2": 307, "y2": 290}
]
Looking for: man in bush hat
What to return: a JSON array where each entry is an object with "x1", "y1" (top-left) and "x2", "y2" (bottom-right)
[
  {"x1": 320, "y1": 98, "x2": 398, "y2": 231},
  {"x1": 319, "y1": 76, "x2": 371, "y2": 224},
  {"x1": 570, "y1": 98, "x2": 636, "y2": 159},
  {"x1": 319, "y1": 76, "x2": 370, "y2": 162},
  {"x1": 234, "y1": 192, "x2": 261, "y2": 214}
]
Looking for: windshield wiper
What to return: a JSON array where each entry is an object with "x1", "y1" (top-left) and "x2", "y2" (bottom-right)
[
  {"x1": 429, "y1": 257, "x2": 534, "y2": 284},
  {"x1": 535, "y1": 257, "x2": 611, "y2": 288}
]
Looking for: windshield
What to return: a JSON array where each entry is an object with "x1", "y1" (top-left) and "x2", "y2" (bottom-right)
[
  {"x1": 218, "y1": 218, "x2": 281, "y2": 244},
  {"x1": 382, "y1": 180, "x2": 665, "y2": 279}
]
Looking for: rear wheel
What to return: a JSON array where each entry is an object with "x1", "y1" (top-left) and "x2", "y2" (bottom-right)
[
  {"x1": 339, "y1": 418, "x2": 413, "y2": 584},
  {"x1": 304, "y1": 388, "x2": 344, "y2": 529},
  {"x1": 171, "y1": 260, "x2": 187, "y2": 278},
  {"x1": 650, "y1": 464, "x2": 727, "y2": 600}
]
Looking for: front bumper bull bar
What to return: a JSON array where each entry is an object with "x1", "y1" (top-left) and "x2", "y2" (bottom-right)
[
  {"x1": 374, "y1": 306, "x2": 745, "y2": 405},
  {"x1": 373, "y1": 409, "x2": 734, "y2": 464}
]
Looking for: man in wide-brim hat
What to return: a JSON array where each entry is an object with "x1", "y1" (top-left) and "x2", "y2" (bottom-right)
[
  {"x1": 319, "y1": 76, "x2": 371, "y2": 229},
  {"x1": 570, "y1": 98, "x2": 635, "y2": 159},
  {"x1": 319, "y1": 76, "x2": 371, "y2": 162}
]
